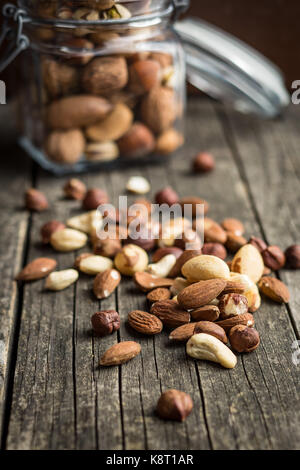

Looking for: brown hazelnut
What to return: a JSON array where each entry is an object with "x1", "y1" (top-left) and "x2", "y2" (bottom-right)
[
  {"x1": 45, "y1": 129, "x2": 85, "y2": 164},
  {"x1": 41, "y1": 220, "x2": 66, "y2": 244},
  {"x1": 218, "y1": 294, "x2": 248, "y2": 320},
  {"x1": 226, "y1": 232, "x2": 247, "y2": 253},
  {"x1": 91, "y1": 310, "x2": 120, "y2": 337},
  {"x1": 248, "y1": 236, "x2": 267, "y2": 253},
  {"x1": 174, "y1": 229, "x2": 201, "y2": 251},
  {"x1": 155, "y1": 128, "x2": 184, "y2": 155},
  {"x1": 129, "y1": 59, "x2": 161, "y2": 94},
  {"x1": 262, "y1": 246, "x2": 286, "y2": 271},
  {"x1": 93, "y1": 238, "x2": 122, "y2": 258},
  {"x1": 125, "y1": 235, "x2": 155, "y2": 252},
  {"x1": 221, "y1": 218, "x2": 245, "y2": 236},
  {"x1": 229, "y1": 325, "x2": 260, "y2": 353},
  {"x1": 179, "y1": 196, "x2": 210, "y2": 217},
  {"x1": 194, "y1": 321, "x2": 228, "y2": 344},
  {"x1": 202, "y1": 243, "x2": 227, "y2": 260},
  {"x1": 285, "y1": 244, "x2": 300, "y2": 269},
  {"x1": 118, "y1": 122, "x2": 155, "y2": 159},
  {"x1": 201, "y1": 218, "x2": 227, "y2": 245},
  {"x1": 155, "y1": 187, "x2": 179, "y2": 206},
  {"x1": 193, "y1": 152, "x2": 215, "y2": 173},
  {"x1": 25, "y1": 188, "x2": 48, "y2": 212},
  {"x1": 82, "y1": 188, "x2": 109, "y2": 210},
  {"x1": 64, "y1": 178, "x2": 87, "y2": 201},
  {"x1": 156, "y1": 389, "x2": 193, "y2": 422},
  {"x1": 152, "y1": 247, "x2": 183, "y2": 263},
  {"x1": 147, "y1": 287, "x2": 171, "y2": 303}
]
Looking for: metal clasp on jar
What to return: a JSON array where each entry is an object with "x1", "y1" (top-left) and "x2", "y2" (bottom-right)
[{"x1": 0, "y1": 3, "x2": 30, "y2": 73}]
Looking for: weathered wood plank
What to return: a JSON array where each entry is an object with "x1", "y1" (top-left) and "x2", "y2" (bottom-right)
[
  {"x1": 4, "y1": 98, "x2": 300, "y2": 450},
  {"x1": 109, "y1": 165, "x2": 211, "y2": 450},
  {"x1": 0, "y1": 103, "x2": 32, "y2": 446},
  {"x1": 167, "y1": 99, "x2": 300, "y2": 449},
  {"x1": 73, "y1": 171, "x2": 122, "y2": 450},
  {"x1": 221, "y1": 104, "x2": 300, "y2": 335},
  {"x1": 6, "y1": 172, "x2": 78, "y2": 449}
]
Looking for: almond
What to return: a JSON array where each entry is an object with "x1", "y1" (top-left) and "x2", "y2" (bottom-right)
[
  {"x1": 93, "y1": 269, "x2": 121, "y2": 299},
  {"x1": 177, "y1": 279, "x2": 227, "y2": 309},
  {"x1": 100, "y1": 341, "x2": 141, "y2": 366},
  {"x1": 147, "y1": 288, "x2": 171, "y2": 303},
  {"x1": 190, "y1": 305, "x2": 220, "y2": 322},
  {"x1": 134, "y1": 272, "x2": 173, "y2": 292},
  {"x1": 216, "y1": 313, "x2": 255, "y2": 332},
  {"x1": 150, "y1": 300, "x2": 190, "y2": 328},
  {"x1": 169, "y1": 323, "x2": 196, "y2": 342},
  {"x1": 16, "y1": 258, "x2": 57, "y2": 281},
  {"x1": 231, "y1": 244, "x2": 264, "y2": 284},
  {"x1": 128, "y1": 310, "x2": 163, "y2": 335},
  {"x1": 258, "y1": 276, "x2": 290, "y2": 303},
  {"x1": 194, "y1": 321, "x2": 228, "y2": 344},
  {"x1": 182, "y1": 255, "x2": 230, "y2": 282},
  {"x1": 222, "y1": 280, "x2": 246, "y2": 295},
  {"x1": 47, "y1": 95, "x2": 112, "y2": 129}
]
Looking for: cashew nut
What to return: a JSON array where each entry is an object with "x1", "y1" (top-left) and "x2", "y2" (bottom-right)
[
  {"x1": 147, "y1": 254, "x2": 176, "y2": 278},
  {"x1": 186, "y1": 333, "x2": 237, "y2": 369}
]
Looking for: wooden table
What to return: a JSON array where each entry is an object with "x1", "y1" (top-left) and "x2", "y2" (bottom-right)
[{"x1": 0, "y1": 98, "x2": 299, "y2": 450}]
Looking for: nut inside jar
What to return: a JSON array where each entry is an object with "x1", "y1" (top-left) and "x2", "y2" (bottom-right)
[{"x1": 17, "y1": 1, "x2": 185, "y2": 172}]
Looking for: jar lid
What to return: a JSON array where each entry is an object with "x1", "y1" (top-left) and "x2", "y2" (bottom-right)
[{"x1": 174, "y1": 18, "x2": 289, "y2": 117}]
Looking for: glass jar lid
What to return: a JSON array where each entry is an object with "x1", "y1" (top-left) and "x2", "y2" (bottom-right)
[{"x1": 174, "y1": 18, "x2": 290, "y2": 117}]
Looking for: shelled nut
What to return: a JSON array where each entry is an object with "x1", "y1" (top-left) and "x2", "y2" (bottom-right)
[
  {"x1": 91, "y1": 310, "x2": 120, "y2": 336},
  {"x1": 229, "y1": 325, "x2": 260, "y2": 353},
  {"x1": 156, "y1": 390, "x2": 193, "y2": 422},
  {"x1": 186, "y1": 333, "x2": 237, "y2": 369}
]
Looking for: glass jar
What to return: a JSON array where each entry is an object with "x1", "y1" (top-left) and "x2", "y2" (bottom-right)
[{"x1": 6, "y1": 1, "x2": 188, "y2": 174}]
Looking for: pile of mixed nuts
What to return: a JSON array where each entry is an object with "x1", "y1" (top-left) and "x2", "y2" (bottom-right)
[{"x1": 18, "y1": 167, "x2": 299, "y2": 422}]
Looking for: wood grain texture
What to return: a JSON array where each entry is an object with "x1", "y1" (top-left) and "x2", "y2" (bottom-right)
[
  {"x1": 220, "y1": 104, "x2": 300, "y2": 335},
  {"x1": 0, "y1": 103, "x2": 32, "y2": 443},
  {"x1": 1, "y1": 98, "x2": 300, "y2": 450}
]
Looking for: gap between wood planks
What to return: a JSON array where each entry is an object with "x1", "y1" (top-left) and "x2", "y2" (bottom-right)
[{"x1": 216, "y1": 105, "x2": 300, "y2": 340}]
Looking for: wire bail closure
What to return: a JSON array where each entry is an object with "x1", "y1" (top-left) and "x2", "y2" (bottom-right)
[
  {"x1": 172, "y1": 0, "x2": 190, "y2": 20},
  {"x1": 0, "y1": 3, "x2": 29, "y2": 74}
]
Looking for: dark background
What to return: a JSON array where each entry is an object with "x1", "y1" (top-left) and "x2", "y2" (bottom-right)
[{"x1": 0, "y1": 0, "x2": 298, "y2": 96}]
